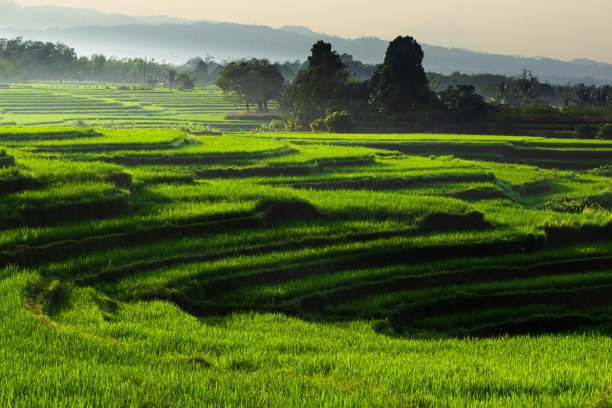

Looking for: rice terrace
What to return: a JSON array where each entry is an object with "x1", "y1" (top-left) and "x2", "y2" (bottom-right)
[{"x1": 1, "y1": 2, "x2": 612, "y2": 406}]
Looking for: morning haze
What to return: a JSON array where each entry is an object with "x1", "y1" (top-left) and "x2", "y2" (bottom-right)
[{"x1": 8, "y1": 0, "x2": 612, "y2": 63}]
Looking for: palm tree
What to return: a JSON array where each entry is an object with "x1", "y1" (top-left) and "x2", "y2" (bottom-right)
[
  {"x1": 490, "y1": 82, "x2": 512, "y2": 105},
  {"x1": 515, "y1": 70, "x2": 539, "y2": 105},
  {"x1": 574, "y1": 84, "x2": 594, "y2": 107},
  {"x1": 592, "y1": 89, "x2": 611, "y2": 108}
]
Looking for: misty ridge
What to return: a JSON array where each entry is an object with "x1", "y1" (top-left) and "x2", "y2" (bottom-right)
[{"x1": 1, "y1": 0, "x2": 612, "y2": 85}]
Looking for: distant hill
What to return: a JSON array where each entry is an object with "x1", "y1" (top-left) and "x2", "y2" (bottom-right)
[
  {"x1": 0, "y1": 0, "x2": 191, "y2": 29},
  {"x1": 1, "y1": 0, "x2": 612, "y2": 85}
]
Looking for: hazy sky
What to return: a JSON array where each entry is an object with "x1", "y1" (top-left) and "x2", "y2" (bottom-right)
[{"x1": 11, "y1": 0, "x2": 612, "y2": 63}]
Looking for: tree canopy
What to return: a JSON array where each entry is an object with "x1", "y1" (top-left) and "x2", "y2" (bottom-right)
[
  {"x1": 282, "y1": 41, "x2": 350, "y2": 123},
  {"x1": 215, "y1": 59, "x2": 284, "y2": 112},
  {"x1": 369, "y1": 35, "x2": 432, "y2": 115}
]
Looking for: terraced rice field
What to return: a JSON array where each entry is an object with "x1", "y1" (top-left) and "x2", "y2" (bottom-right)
[
  {"x1": 0, "y1": 84, "x2": 268, "y2": 130},
  {"x1": 1, "y1": 126, "x2": 612, "y2": 407}
]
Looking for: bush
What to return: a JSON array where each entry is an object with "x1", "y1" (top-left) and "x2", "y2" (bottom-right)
[
  {"x1": 176, "y1": 73, "x2": 195, "y2": 90},
  {"x1": 589, "y1": 165, "x2": 612, "y2": 177},
  {"x1": 285, "y1": 118, "x2": 303, "y2": 131},
  {"x1": 309, "y1": 118, "x2": 326, "y2": 132},
  {"x1": 324, "y1": 111, "x2": 354, "y2": 132},
  {"x1": 575, "y1": 124, "x2": 599, "y2": 139},
  {"x1": 597, "y1": 123, "x2": 612, "y2": 140},
  {"x1": 268, "y1": 120, "x2": 285, "y2": 131},
  {"x1": 545, "y1": 196, "x2": 602, "y2": 213}
]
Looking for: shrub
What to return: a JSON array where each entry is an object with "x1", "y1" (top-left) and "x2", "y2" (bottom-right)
[
  {"x1": 269, "y1": 120, "x2": 285, "y2": 131},
  {"x1": 324, "y1": 111, "x2": 354, "y2": 132},
  {"x1": 597, "y1": 123, "x2": 612, "y2": 140},
  {"x1": 226, "y1": 113, "x2": 282, "y2": 121},
  {"x1": 176, "y1": 73, "x2": 195, "y2": 90},
  {"x1": 285, "y1": 118, "x2": 303, "y2": 131},
  {"x1": 589, "y1": 165, "x2": 612, "y2": 177},
  {"x1": 575, "y1": 124, "x2": 599, "y2": 139},
  {"x1": 545, "y1": 195, "x2": 608, "y2": 213},
  {"x1": 309, "y1": 118, "x2": 326, "y2": 132}
]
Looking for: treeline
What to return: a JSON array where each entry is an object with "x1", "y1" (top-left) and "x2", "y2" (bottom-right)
[
  {"x1": 216, "y1": 37, "x2": 491, "y2": 132},
  {"x1": 2, "y1": 36, "x2": 612, "y2": 137},
  {"x1": 215, "y1": 38, "x2": 612, "y2": 136},
  {"x1": 0, "y1": 37, "x2": 209, "y2": 85},
  {"x1": 430, "y1": 70, "x2": 612, "y2": 108},
  {"x1": 0, "y1": 37, "x2": 306, "y2": 86}
]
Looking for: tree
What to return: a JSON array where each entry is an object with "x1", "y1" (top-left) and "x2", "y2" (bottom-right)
[
  {"x1": 369, "y1": 36, "x2": 431, "y2": 115},
  {"x1": 438, "y1": 85, "x2": 488, "y2": 120},
  {"x1": 215, "y1": 59, "x2": 283, "y2": 112},
  {"x1": 515, "y1": 69, "x2": 540, "y2": 105},
  {"x1": 91, "y1": 54, "x2": 106, "y2": 76},
  {"x1": 195, "y1": 60, "x2": 208, "y2": 73},
  {"x1": 592, "y1": 89, "x2": 612, "y2": 108},
  {"x1": 176, "y1": 72, "x2": 195, "y2": 90},
  {"x1": 282, "y1": 41, "x2": 349, "y2": 123},
  {"x1": 216, "y1": 61, "x2": 255, "y2": 112},
  {"x1": 166, "y1": 69, "x2": 177, "y2": 88},
  {"x1": 574, "y1": 85, "x2": 611, "y2": 108},
  {"x1": 251, "y1": 60, "x2": 284, "y2": 112},
  {"x1": 489, "y1": 82, "x2": 513, "y2": 105}
]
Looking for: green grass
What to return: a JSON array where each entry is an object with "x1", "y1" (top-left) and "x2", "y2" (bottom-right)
[
  {"x1": 0, "y1": 84, "x2": 271, "y2": 130},
  {"x1": 1, "y1": 122, "x2": 612, "y2": 406}
]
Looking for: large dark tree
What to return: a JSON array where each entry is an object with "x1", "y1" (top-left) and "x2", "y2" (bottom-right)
[
  {"x1": 369, "y1": 36, "x2": 432, "y2": 115},
  {"x1": 282, "y1": 41, "x2": 350, "y2": 123}
]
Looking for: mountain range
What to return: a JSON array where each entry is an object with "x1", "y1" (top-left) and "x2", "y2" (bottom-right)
[{"x1": 1, "y1": 0, "x2": 612, "y2": 85}]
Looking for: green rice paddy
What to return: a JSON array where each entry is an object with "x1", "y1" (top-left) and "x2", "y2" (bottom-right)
[{"x1": 1, "y1": 85, "x2": 612, "y2": 407}]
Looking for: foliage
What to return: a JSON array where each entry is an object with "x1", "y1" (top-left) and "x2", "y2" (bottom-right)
[
  {"x1": 251, "y1": 59, "x2": 285, "y2": 112},
  {"x1": 284, "y1": 117, "x2": 303, "y2": 131},
  {"x1": 166, "y1": 69, "x2": 177, "y2": 88},
  {"x1": 216, "y1": 59, "x2": 284, "y2": 112},
  {"x1": 545, "y1": 195, "x2": 602, "y2": 213},
  {"x1": 282, "y1": 41, "x2": 350, "y2": 124},
  {"x1": 431, "y1": 71, "x2": 612, "y2": 109},
  {"x1": 438, "y1": 85, "x2": 489, "y2": 120},
  {"x1": 176, "y1": 72, "x2": 195, "y2": 90},
  {"x1": 597, "y1": 123, "x2": 612, "y2": 140},
  {"x1": 268, "y1": 120, "x2": 285, "y2": 131},
  {"x1": 309, "y1": 118, "x2": 326, "y2": 132},
  {"x1": 340, "y1": 53, "x2": 379, "y2": 81},
  {"x1": 0, "y1": 37, "x2": 218, "y2": 85},
  {"x1": 575, "y1": 123, "x2": 600, "y2": 139},
  {"x1": 369, "y1": 36, "x2": 432, "y2": 115},
  {"x1": 575, "y1": 84, "x2": 612, "y2": 108},
  {"x1": 323, "y1": 111, "x2": 354, "y2": 132}
]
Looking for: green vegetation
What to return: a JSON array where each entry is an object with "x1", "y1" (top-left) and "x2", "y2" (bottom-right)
[
  {"x1": 216, "y1": 59, "x2": 284, "y2": 113},
  {"x1": 1, "y1": 125, "x2": 612, "y2": 406},
  {"x1": 0, "y1": 84, "x2": 271, "y2": 130}
]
